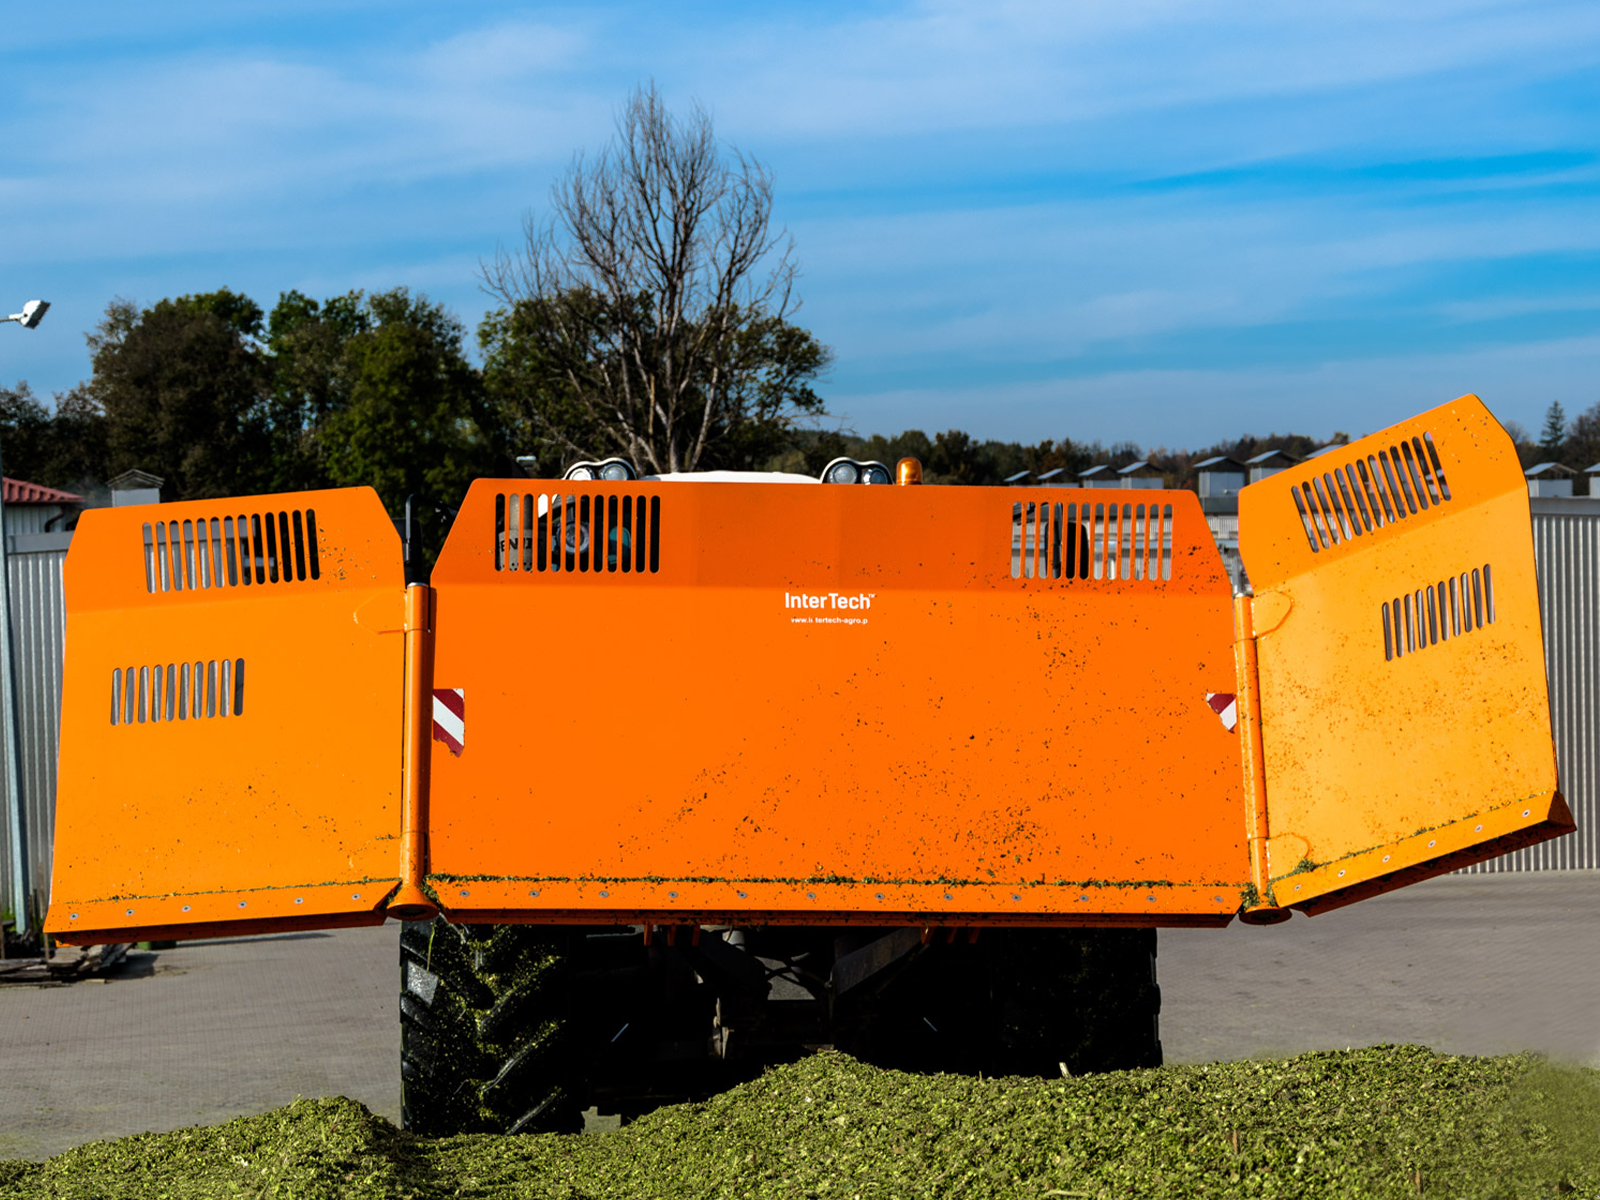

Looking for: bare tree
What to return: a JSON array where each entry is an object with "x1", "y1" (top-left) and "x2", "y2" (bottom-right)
[{"x1": 481, "y1": 83, "x2": 827, "y2": 475}]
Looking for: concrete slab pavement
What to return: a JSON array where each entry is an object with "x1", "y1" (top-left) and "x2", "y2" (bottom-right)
[{"x1": 2, "y1": 870, "x2": 1597, "y2": 1162}]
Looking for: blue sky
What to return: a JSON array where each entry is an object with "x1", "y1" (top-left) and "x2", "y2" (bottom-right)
[{"x1": 1, "y1": 1, "x2": 1597, "y2": 449}]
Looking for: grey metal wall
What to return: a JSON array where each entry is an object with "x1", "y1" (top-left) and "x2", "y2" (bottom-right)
[
  {"x1": 1466, "y1": 498, "x2": 1600, "y2": 871},
  {"x1": 0, "y1": 531, "x2": 69, "y2": 924}
]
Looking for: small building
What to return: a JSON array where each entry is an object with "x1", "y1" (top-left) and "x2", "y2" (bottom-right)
[
  {"x1": 1003, "y1": 470, "x2": 1031, "y2": 486},
  {"x1": 1246, "y1": 449, "x2": 1299, "y2": 485},
  {"x1": 1526, "y1": 462, "x2": 1576, "y2": 498},
  {"x1": 1117, "y1": 461, "x2": 1165, "y2": 490},
  {"x1": 3, "y1": 479, "x2": 83, "y2": 537},
  {"x1": 1078, "y1": 464, "x2": 1120, "y2": 489},
  {"x1": 1194, "y1": 456, "x2": 1245, "y2": 499},
  {"x1": 109, "y1": 469, "x2": 164, "y2": 508},
  {"x1": 1035, "y1": 467, "x2": 1069, "y2": 486}
]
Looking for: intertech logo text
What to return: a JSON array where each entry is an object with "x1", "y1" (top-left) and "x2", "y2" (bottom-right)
[{"x1": 784, "y1": 592, "x2": 876, "y2": 611}]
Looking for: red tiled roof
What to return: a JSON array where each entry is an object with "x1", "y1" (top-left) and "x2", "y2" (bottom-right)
[{"x1": 3, "y1": 477, "x2": 82, "y2": 505}]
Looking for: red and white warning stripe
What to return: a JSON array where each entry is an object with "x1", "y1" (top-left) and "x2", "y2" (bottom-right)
[
  {"x1": 432, "y1": 687, "x2": 464, "y2": 757},
  {"x1": 1205, "y1": 692, "x2": 1238, "y2": 733}
]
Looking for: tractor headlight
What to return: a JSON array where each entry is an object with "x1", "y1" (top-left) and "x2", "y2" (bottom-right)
[
  {"x1": 821, "y1": 458, "x2": 893, "y2": 485},
  {"x1": 565, "y1": 457, "x2": 637, "y2": 482}
]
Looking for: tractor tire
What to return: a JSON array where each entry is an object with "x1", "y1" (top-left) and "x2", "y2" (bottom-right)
[
  {"x1": 400, "y1": 918, "x2": 582, "y2": 1136},
  {"x1": 990, "y1": 927, "x2": 1162, "y2": 1077}
]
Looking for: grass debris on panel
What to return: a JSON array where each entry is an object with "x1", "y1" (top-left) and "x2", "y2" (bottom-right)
[{"x1": 2, "y1": 1045, "x2": 1598, "y2": 1198}]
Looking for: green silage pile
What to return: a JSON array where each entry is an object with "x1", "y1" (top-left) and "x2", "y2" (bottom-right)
[{"x1": 3, "y1": 1046, "x2": 1597, "y2": 1198}]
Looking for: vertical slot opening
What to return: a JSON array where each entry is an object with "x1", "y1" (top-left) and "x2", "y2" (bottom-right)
[
  {"x1": 155, "y1": 522, "x2": 172, "y2": 591},
  {"x1": 223, "y1": 517, "x2": 240, "y2": 586},
  {"x1": 177, "y1": 663, "x2": 190, "y2": 720},
  {"x1": 305, "y1": 509, "x2": 321, "y2": 579},
  {"x1": 195, "y1": 520, "x2": 211, "y2": 588},
  {"x1": 537, "y1": 494, "x2": 550, "y2": 572},
  {"x1": 578, "y1": 494, "x2": 592, "y2": 573},
  {"x1": 1423, "y1": 433, "x2": 1451, "y2": 501},
  {"x1": 1366, "y1": 456, "x2": 1396, "y2": 524},
  {"x1": 649, "y1": 496, "x2": 661, "y2": 573},
  {"x1": 494, "y1": 492, "x2": 508, "y2": 571},
  {"x1": 1011, "y1": 503, "x2": 1023, "y2": 579},
  {"x1": 1026, "y1": 502, "x2": 1039, "y2": 578},
  {"x1": 1471, "y1": 568, "x2": 1483, "y2": 628},
  {"x1": 1400, "y1": 441, "x2": 1430, "y2": 510},
  {"x1": 278, "y1": 513, "x2": 293, "y2": 581},
  {"x1": 1382, "y1": 602, "x2": 1393, "y2": 661},
  {"x1": 180, "y1": 520, "x2": 195, "y2": 589},
  {"x1": 165, "y1": 664, "x2": 176, "y2": 721},
  {"x1": 291, "y1": 510, "x2": 308, "y2": 581},
  {"x1": 151, "y1": 663, "x2": 163, "y2": 721},
  {"x1": 1403, "y1": 594, "x2": 1415, "y2": 653},
  {"x1": 233, "y1": 659, "x2": 245, "y2": 715},
  {"x1": 206, "y1": 660, "x2": 218, "y2": 718},
  {"x1": 111, "y1": 668, "x2": 122, "y2": 726},
  {"x1": 1292, "y1": 486, "x2": 1320, "y2": 551},
  {"x1": 141, "y1": 524, "x2": 157, "y2": 593},
  {"x1": 620, "y1": 496, "x2": 634, "y2": 573},
  {"x1": 1483, "y1": 564, "x2": 1495, "y2": 623},
  {"x1": 1049, "y1": 502, "x2": 1063, "y2": 579},
  {"x1": 1425, "y1": 586, "x2": 1438, "y2": 645},
  {"x1": 1354, "y1": 459, "x2": 1386, "y2": 527},
  {"x1": 248, "y1": 515, "x2": 265, "y2": 583},
  {"x1": 218, "y1": 659, "x2": 231, "y2": 717},
  {"x1": 263, "y1": 514, "x2": 279, "y2": 583},
  {"x1": 208, "y1": 519, "x2": 225, "y2": 588},
  {"x1": 606, "y1": 495, "x2": 620, "y2": 572},
  {"x1": 1412, "y1": 437, "x2": 1443, "y2": 504}
]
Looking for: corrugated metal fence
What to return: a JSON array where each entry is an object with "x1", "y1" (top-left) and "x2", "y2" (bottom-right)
[
  {"x1": 0, "y1": 529, "x2": 69, "y2": 928},
  {"x1": 1465, "y1": 498, "x2": 1600, "y2": 871}
]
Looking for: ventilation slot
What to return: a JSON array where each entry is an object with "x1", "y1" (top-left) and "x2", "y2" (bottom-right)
[
  {"x1": 1010, "y1": 501, "x2": 1172, "y2": 582},
  {"x1": 110, "y1": 658, "x2": 246, "y2": 726},
  {"x1": 1292, "y1": 432, "x2": 1451, "y2": 553},
  {"x1": 1382, "y1": 564, "x2": 1495, "y2": 662},
  {"x1": 143, "y1": 511, "x2": 319, "y2": 593},
  {"x1": 495, "y1": 492, "x2": 660, "y2": 575}
]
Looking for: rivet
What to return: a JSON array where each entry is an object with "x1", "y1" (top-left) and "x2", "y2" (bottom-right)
[
  {"x1": 1337, "y1": 869, "x2": 1346, "y2": 878},
  {"x1": 1428, "y1": 840, "x2": 1437, "y2": 848},
  {"x1": 1475, "y1": 824, "x2": 1483, "y2": 833},
  {"x1": 1147, "y1": 895, "x2": 1156, "y2": 902},
  {"x1": 1013, "y1": 894, "x2": 1021, "y2": 902},
  {"x1": 125, "y1": 909, "x2": 134, "y2": 915},
  {"x1": 69, "y1": 913, "x2": 78, "y2": 920},
  {"x1": 669, "y1": 891, "x2": 678, "y2": 900},
  {"x1": 807, "y1": 892, "x2": 816, "y2": 900},
  {"x1": 182, "y1": 905, "x2": 191, "y2": 913},
  {"x1": 599, "y1": 890, "x2": 609, "y2": 899},
  {"x1": 238, "y1": 901, "x2": 247, "y2": 908},
  {"x1": 737, "y1": 891, "x2": 747, "y2": 899},
  {"x1": 1522, "y1": 810, "x2": 1531, "y2": 818},
  {"x1": 529, "y1": 890, "x2": 539, "y2": 898},
  {"x1": 351, "y1": 894, "x2": 360, "y2": 900},
  {"x1": 460, "y1": 890, "x2": 469, "y2": 897},
  {"x1": 294, "y1": 898, "x2": 303, "y2": 905},
  {"x1": 945, "y1": 894, "x2": 954, "y2": 901},
  {"x1": 876, "y1": 893, "x2": 885, "y2": 901},
  {"x1": 1294, "y1": 884, "x2": 1302, "y2": 891},
  {"x1": 1382, "y1": 855, "x2": 1390, "y2": 863}
]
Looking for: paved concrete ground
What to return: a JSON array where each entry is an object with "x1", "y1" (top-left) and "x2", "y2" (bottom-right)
[{"x1": 2, "y1": 870, "x2": 1597, "y2": 1162}]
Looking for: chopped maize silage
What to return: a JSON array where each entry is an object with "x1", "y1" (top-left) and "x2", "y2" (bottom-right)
[{"x1": 2, "y1": 1046, "x2": 1596, "y2": 1199}]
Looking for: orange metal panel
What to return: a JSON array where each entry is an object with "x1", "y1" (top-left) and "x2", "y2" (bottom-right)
[
  {"x1": 427, "y1": 480, "x2": 1248, "y2": 926},
  {"x1": 44, "y1": 488, "x2": 408, "y2": 945},
  {"x1": 1237, "y1": 395, "x2": 1570, "y2": 913}
]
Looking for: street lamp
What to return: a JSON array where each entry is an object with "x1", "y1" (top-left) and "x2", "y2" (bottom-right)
[
  {"x1": 0, "y1": 297, "x2": 46, "y2": 946},
  {"x1": 4, "y1": 300, "x2": 48, "y2": 329}
]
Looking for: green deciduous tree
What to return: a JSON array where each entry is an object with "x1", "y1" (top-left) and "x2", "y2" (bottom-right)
[
  {"x1": 480, "y1": 83, "x2": 830, "y2": 475},
  {"x1": 88, "y1": 290, "x2": 273, "y2": 500}
]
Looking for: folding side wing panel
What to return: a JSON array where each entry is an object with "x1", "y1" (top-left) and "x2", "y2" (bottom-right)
[
  {"x1": 428, "y1": 480, "x2": 1249, "y2": 926},
  {"x1": 46, "y1": 488, "x2": 407, "y2": 944},
  {"x1": 1239, "y1": 395, "x2": 1570, "y2": 914}
]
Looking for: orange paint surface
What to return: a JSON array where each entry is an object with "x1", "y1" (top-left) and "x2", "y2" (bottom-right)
[{"x1": 42, "y1": 397, "x2": 1571, "y2": 944}]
